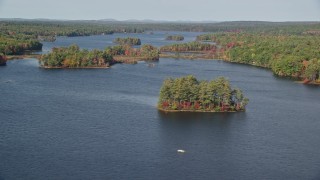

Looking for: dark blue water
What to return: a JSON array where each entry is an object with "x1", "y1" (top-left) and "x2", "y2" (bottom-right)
[{"x1": 1, "y1": 34, "x2": 320, "y2": 180}]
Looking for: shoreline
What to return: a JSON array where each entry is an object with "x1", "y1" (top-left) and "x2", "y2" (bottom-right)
[
  {"x1": 6, "y1": 54, "x2": 41, "y2": 60},
  {"x1": 157, "y1": 108, "x2": 243, "y2": 113},
  {"x1": 114, "y1": 55, "x2": 159, "y2": 63},
  {"x1": 5, "y1": 53, "x2": 320, "y2": 86},
  {"x1": 40, "y1": 66, "x2": 110, "y2": 69},
  {"x1": 295, "y1": 80, "x2": 320, "y2": 85},
  {"x1": 160, "y1": 53, "x2": 216, "y2": 60}
]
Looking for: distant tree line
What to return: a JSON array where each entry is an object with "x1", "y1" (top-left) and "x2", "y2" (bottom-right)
[
  {"x1": 2, "y1": 21, "x2": 320, "y2": 39},
  {"x1": 158, "y1": 75, "x2": 249, "y2": 112}
]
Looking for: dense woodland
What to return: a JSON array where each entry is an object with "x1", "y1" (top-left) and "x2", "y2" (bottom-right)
[
  {"x1": 197, "y1": 33, "x2": 320, "y2": 82},
  {"x1": 165, "y1": 35, "x2": 184, "y2": 41},
  {"x1": 113, "y1": 37, "x2": 141, "y2": 45},
  {"x1": 158, "y1": 75, "x2": 249, "y2": 112}
]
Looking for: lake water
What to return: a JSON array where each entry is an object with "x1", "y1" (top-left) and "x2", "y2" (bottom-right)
[
  {"x1": 41, "y1": 31, "x2": 204, "y2": 53},
  {"x1": 1, "y1": 33, "x2": 320, "y2": 180}
]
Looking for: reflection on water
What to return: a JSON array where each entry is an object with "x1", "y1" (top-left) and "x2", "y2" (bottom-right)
[{"x1": 158, "y1": 110, "x2": 245, "y2": 122}]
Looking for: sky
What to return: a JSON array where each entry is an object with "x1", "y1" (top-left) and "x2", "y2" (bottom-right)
[{"x1": 0, "y1": 0, "x2": 320, "y2": 21}]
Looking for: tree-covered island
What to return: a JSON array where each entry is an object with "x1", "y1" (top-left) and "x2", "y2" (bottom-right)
[
  {"x1": 108, "y1": 44, "x2": 159, "y2": 63},
  {"x1": 158, "y1": 75, "x2": 249, "y2": 112},
  {"x1": 113, "y1": 37, "x2": 141, "y2": 45},
  {"x1": 39, "y1": 44, "x2": 159, "y2": 68},
  {"x1": 39, "y1": 45, "x2": 113, "y2": 68},
  {"x1": 165, "y1": 35, "x2": 184, "y2": 41}
]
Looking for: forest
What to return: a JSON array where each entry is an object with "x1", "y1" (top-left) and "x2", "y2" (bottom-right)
[
  {"x1": 165, "y1": 35, "x2": 184, "y2": 41},
  {"x1": 113, "y1": 37, "x2": 141, "y2": 45},
  {"x1": 158, "y1": 75, "x2": 249, "y2": 112},
  {"x1": 196, "y1": 33, "x2": 320, "y2": 82}
]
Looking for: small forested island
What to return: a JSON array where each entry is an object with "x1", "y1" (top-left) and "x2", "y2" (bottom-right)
[
  {"x1": 158, "y1": 75, "x2": 249, "y2": 112},
  {"x1": 39, "y1": 44, "x2": 159, "y2": 68},
  {"x1": 39, "y1": 45, "x2": 113, "y2": 68},
  {"x1": 113, "y1": 37, "x2": 141, "y2": 45},
  {"x1": 165, "y1": 35, "x2": 184, "y2": 41},
  {"x1": 0, "y1": 54, "x2": 7, "y2": 66},
  {"x1": 196, "y1": 34, "x2": 216, "y2": 41}
]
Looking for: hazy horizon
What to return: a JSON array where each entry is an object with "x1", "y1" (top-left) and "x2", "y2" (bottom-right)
[
  {"x1": 1, "y1": 17, "x2": 320, "y2": 23},
  {"x1": 0, "y1": 0, "x2": 320, "y2": 22}
]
